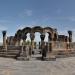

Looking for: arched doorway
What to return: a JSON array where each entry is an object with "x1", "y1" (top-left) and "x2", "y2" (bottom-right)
[
  {"x1": 30, "y1": 26, "x2": 44, "y2": 60},
  {"x1": 34, "y1": 32, "x2": 41, "y2": 48},
  {"x1": 34, "y1": 32, "x2": 41, "y2": 54},
  {"x1": 26, "y1": 33, "x2": 31, "y2": 45},
  {"x1": 44, "y1": 27, "x2": 54, "y2": 52}
]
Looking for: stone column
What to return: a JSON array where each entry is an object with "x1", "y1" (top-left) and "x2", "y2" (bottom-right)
[
  {"x1": 48, "y1": 35, "x2": 50, "y2": 52},
  {"x1": 68, "y1": 31, "x2": 72, "y2": 49},
  {"x1": 22, "y1": 34, "x2": 27, "y2": 45},
  {"x1": 16, "y1": 35, "x2": 22, "y2": 46},
  {"x1": 65, "y1": 36, "x2": 68, "y2": 50},
  {"x1": 20, "y1": 34, "x2": 27, "y2": 56},
  {"x1": 40, "y1": 34, "x2": 45, "y2": 50},
  {"x1": 34, "y1": 42, "x2": 36, "y2": 49},
  {"x1": 17, "y1": 40, "x2": 21, "y2": 46},
  {"x1": 39, "y1": 42, "x2": 41, "y2": 49},
  {"x1": 48, "y1": 35, "x2": 52, "y2": 52},
  {"x1": 30, "y1": 33, "x2": 35, "y2": 55},
  {"x1": 2, "y1": 31, "x2": 7, "y2": 50},
  {"x1": 17, "y1": 34, "x2": 27, "y2": 60}
]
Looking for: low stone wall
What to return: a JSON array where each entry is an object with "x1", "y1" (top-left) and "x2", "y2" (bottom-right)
[
  {"x1": 52, "y1": 41, "x2": 75, "y2": 51},
  {"x1": 7, "y1": 45, "x2": 22, "y2": 50},
  {"x1": 0, "y1": 46, "x2": 3, "y2": 51}
]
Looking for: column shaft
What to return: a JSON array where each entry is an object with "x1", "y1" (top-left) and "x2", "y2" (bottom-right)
[
  {"x1": 2, "y1": 31, "x2": 7, "y2": 50},
  {"x1": 30, "y1": 33, "x2": 35, "y2": 55}
]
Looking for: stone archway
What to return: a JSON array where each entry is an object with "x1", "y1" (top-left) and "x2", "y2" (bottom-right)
[
  {"x1": 14, "y1": 26, "x2": 57, "y2": 60},
  {"x1": 15, "y1": 26, "x2": 57, "y2": 52},
  {"x1": 32, "y1": 26, "x2": 44, "y2": 49},
  {"x1": 22, "y1": 27, "x2": 31, "y2": 45},
  {"x1": 44, "y1": 27, "x2": 55, "y2": 52},
  {"x1": 34, "y1": 32, "x2": 41, "y2": 49}
]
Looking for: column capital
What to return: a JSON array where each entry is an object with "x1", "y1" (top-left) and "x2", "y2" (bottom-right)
[
  {"x1": 2, "y1": 30, "x2": 7, "y2": 50},
  {"x1": 68, "y1": 30, "x2": 72, "y2": 42},
  {"x1": 2, "y1": 31, "x2": 6, "y2": 37},
  {"x1": 68, "y1": 30, "x2": 72, "y2": 35}
]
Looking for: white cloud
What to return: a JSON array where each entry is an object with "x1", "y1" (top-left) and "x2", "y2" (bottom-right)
[
  {"x1": 16, "y1": 20, "x2": 38, "y2": 30},
  {"x1": 0, "y1": 25, "x2": 7, "y2": 31},
  {"x1": 57, "y1": 16, "x2": 75, "y2": 21},
  {"x1": 44, "y1": 16, "x2": 75, "y2": 22},
  {"x1": 17, "y1": 25, "x2": 26, "y2": 30},
  {"x1": 58, "y1": 30, "x2": 68, "y2": 35},
  {"x1": 69, "y1": 16, "x2": 75, "y2": 22},
  {"x1": 19, "y1": 9, "x2": 33, "y2": 17},
  {"x1": 24, "y1": 9, "x2": 32, "y2": 16},
  {"x1": 17, "y1": 24, "x2": 35, "y2": 30}
]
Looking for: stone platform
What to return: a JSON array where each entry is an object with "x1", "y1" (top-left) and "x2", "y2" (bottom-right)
[{"x1": 0, "y1": 57, "x2": 75, "y2": 75}]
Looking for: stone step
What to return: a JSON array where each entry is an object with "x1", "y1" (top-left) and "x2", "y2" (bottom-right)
[
  {"x1": 0, "y1": 50, "x2": 6, "y2": 52},
  {"x1": 5, "y1": 54, "x2": 16, "y2": 58},
  {"x1": 53, "y1": 51, "x2": 75, "y2": 55},
  {"x1": 0, "y1": 54, "x2": 5, "y2": 56},
  {"x1": 7, "y1": 49, "x2": 20, "y2": 51},
  {"x1": 7, "y1": 52, "x2": 19, "y2": 55},
  {"x1": 0, "y1": 50, "x2": 19, "y2": 53},
  {"x1": 0, "y1": 51, "x2": 6, "y2": 53},
  {"x1": 0, "y1": 51, "x2": 19, "y2": 58},
  {"x1": 7, "y1": 49, "x2": 20, "y2": 50},
  {"x1": 7, "y1": 50, "x2": 19, "y2": 52},
  {"x1": 56, "y1": 53, "x2": 75, "y2": 58},
  {"x1": 7, "y1": 46, "x2": 21, "y2": 50}
]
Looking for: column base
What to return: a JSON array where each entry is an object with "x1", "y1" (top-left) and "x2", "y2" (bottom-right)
[{"x1": 17, "y1": 56, "x2": 30, "y2": 61}]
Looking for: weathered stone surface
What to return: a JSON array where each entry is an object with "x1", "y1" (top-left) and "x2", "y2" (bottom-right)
[{"x1": 0, "y1": 57, "x2": 75, "y2": 75}]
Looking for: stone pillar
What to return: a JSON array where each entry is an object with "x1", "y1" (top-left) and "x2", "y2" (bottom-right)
[
  {"x1": 2, "y1": 31, "x2": 7, "y2": 50},
  {"x1": 65, "y1": 36, "x2": 68, "y2": 50},
  {"x1": 30, "y1": 33, "x2": 35, "y2": 55},
  {"x1": 68, "y1": 31, "x2": 72, "y2": 42},
  {"x1": 17, "y1": 34, "x2": 27, "y2": 60},
  {"x1": 22, "y1": 34, "x2": 27, "y2": 45},
  {"x1": 39, "y1": 42, "x2": 41, "y2": 49},
  {"x1": 48, "y1": 35, "x2": 52, "y2": 52},
  {"x1": 17, "y1": 40, "x2": 21, "y2": 46},
  {"x1": 34, "y1": 42, "x2": 36, "y2": 49},
  {"x1": 20, "y1": 34, "x2": 27, "y2": 56},
  {"x1": 16, "y1": 34, "x2": 22, "y2": 46},
  {"x1": 40, "y1": 34, "x2": 45, "y2": 50},
  {"x1": 68, "y1": 31, "x2": 72, "y2": 49},
  {"x1": 48, "y1": 35, "x2": 50, "y2": 52}
]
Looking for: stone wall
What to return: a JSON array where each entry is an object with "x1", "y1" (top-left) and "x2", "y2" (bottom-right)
[
  {"x1": 7, "y1": 46, "x2": 22, "y2": 50},
  {"x1": 0, "y1": 46, "x2": 3, "y2": 50},
  {"x1": 53, "y1": 41, "x2": 70, "y2": 51}
]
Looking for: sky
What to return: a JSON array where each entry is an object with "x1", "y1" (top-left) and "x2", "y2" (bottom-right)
[{"x1": 0, "y1": 0, "x2": 75, "y2": 42}]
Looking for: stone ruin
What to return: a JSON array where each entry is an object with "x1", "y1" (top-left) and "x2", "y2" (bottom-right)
[{"x1": 0, "y1": 26, "x2": 75, "y2": 60}]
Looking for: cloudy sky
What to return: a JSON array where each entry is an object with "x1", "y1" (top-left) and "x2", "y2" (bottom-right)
[{"x1": 0, "y1": 0, "x2": 75, "y2": 42}]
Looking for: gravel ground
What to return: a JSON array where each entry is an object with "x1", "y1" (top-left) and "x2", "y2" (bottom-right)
[{"x1": 0, "y1": 57, "x2": 75, "y2": 75}]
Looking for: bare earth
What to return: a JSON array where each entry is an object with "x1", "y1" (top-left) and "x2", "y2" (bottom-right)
[{"x1": 0, "y1": 57, "x2": 75, "y2": 75}]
